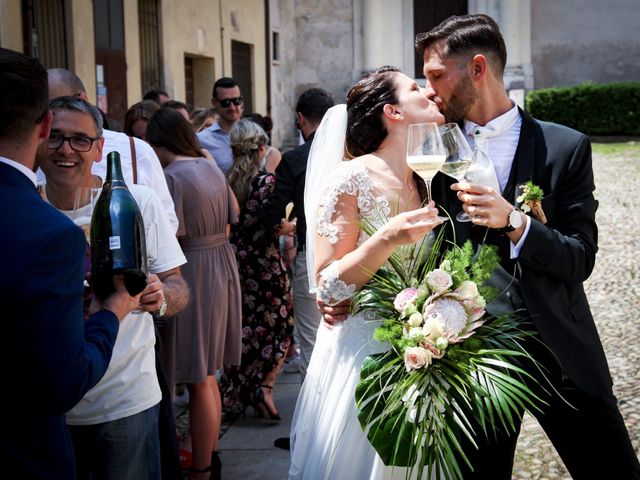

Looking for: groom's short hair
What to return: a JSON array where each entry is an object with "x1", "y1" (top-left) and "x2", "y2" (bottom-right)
[{"x1": 415, "y1": 14, "x2": 507, "y2": 75}]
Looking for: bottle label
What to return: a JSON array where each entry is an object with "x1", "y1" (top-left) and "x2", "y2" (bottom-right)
[{"x1": 109, "y1": 236, "x2": 121, "y2": 250}]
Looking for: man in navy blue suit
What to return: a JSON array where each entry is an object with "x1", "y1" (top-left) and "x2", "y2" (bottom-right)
[{"x1": 0, "y1": 48, "x2": 140, "y2": 479}]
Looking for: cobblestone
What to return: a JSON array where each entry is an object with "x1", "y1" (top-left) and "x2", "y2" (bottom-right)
[{"x1": 512, "y1": 142, "x2": 640, "y2": 478}]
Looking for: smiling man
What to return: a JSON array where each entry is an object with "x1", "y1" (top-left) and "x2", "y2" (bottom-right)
[
  {"x1": 197, "y1": 76, "x2": 245, "y2": 174},
  {"x1": 38, "y1": 96, "x2": 189, "y2": 480}
]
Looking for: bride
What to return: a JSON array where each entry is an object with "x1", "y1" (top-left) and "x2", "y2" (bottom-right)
[{"x1": 289, "y1": 66, "x2": 446, "y2": 479}]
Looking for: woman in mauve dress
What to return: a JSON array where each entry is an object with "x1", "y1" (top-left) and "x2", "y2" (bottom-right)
[{"x1": 146, "y1": 107, "x2": 242, "y2": 480}]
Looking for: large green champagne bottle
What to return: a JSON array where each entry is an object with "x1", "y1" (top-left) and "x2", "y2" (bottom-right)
[{"x1": 91, "y1": 151, "x2": 147, "y2": 298}]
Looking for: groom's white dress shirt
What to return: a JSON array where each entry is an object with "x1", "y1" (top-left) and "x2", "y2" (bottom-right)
[{"x1": 463, "y1": 103, "x2": 531, "y2": 257}]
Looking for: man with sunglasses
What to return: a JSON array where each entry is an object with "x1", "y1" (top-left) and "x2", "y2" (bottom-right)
[
  {"x1": 0, "y1": 48, "x2": 141, "y2": 479},
  {"x1": 197, "y1": 77, "x2": 245, "y2": 174}
]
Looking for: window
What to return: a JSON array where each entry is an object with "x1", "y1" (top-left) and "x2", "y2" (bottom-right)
[
  {"x1": 231, "y1": 40, "x2": 254, "y2": 114},
  {"x1": 138, "y1": 0, "x2": 163, "y2": 94},
  {"x1": 272, "y1": 31, "x2": 280, "y2": 63},
  {"x1": 22, "y1": 0, "x2": 68, "y2": 68}
]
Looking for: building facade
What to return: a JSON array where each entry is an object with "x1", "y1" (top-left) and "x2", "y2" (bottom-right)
[
  {"x1": 1, "y1": 1, "x2": 638, "y2": 146},
  {"x1": 1, "y1": 0, "x2": 268, "y2": 125}
]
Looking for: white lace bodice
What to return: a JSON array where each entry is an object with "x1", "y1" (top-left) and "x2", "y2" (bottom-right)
[{"x1": 313, "y1": 160, "x2": 392, "y2": 305}]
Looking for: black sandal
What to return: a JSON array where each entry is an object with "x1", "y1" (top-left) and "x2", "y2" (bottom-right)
[{"x1": 253, "y1": 385, "x2": 281, "y2": 421}]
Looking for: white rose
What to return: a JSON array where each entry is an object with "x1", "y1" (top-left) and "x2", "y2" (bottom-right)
[
  {"x1": 422, "y1": 314, "x2": 445, "y2": 339},
  {"x1": 404, "y1": 346, "x2": 432, "y2": 372},
  {"x1": 455, "y1": 280, "x2": 479, "y2": 300},
  {"x1": 407, "y1": 312, "x2": 423, "y2": 327},
  {"x1": 426, "y1": 269, "x2": 453, "y2": 294}
]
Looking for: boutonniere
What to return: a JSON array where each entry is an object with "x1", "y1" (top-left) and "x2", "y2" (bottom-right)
[{"x1": 516, "y1": 181, "x2": 547, "y2": 224}]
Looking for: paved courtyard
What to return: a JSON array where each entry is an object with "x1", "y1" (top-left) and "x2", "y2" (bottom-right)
[{"x1": 512, "y1": 141, "x2": 640, "y2": 478}]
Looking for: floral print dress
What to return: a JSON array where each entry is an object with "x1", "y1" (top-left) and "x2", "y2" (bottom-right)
[{"x1": 221, "y1": 172, "x2": 294, "y2": 412}]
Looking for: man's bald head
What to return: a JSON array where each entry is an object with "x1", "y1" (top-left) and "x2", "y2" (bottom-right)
[{"x1": 47, "y1": 68, "x2": 87, "y2": 101}]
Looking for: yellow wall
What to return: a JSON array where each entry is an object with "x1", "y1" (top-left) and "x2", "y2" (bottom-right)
[
  {"x1": 221, "y1": 0, "x2": 268, "y2": 113},
  {"x1": 67, "y1": 0, "x2": 96, "y2": 103},
  {"x1": 0, "y1": 0, "x2": 267, "y2": 113},
  {"x1": 0, "y1": 0, "x2": 22, "y2": 51},
  {"x1": 124, "y1": 1, "x2": 142, "y2": 105}
]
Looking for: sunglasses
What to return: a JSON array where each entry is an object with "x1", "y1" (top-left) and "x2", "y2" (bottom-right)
[{"x1": 218, "y1": 96, "x2": 244, "y2": 108}]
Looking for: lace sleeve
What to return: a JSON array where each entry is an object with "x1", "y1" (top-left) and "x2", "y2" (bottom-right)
[
  {"x1": 311, "y1": 261, "x2": 356, "y2": 305},
  {"x1": 311, "y1": 161, "x2": 375, "y2": 305}
]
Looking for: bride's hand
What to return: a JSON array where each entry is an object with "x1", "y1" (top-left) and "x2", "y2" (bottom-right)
[{"x1": 378, "y1": 204, "x2": 443, "y2": 246}]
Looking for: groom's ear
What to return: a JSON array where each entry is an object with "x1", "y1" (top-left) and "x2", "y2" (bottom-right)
[
  {"x1": 383, "y1": 103, "x2": 403, "y2": 121},
  {"x1": 470, "y1": 54, "x2": 488, "y2": 81}
]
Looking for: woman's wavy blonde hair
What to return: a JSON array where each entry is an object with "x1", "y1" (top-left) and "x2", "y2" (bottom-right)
[{"x1": 227, "y1": 118, "x2": 269, "y2": 205}]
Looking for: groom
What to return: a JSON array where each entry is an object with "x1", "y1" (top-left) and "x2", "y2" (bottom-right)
[{"x1": 418, "y1": 14, "x2": 640, "y2": 479}]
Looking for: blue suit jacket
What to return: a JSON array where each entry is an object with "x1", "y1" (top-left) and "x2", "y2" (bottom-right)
[{"x1": 0, "y1": 161, "x2": 119, "y2": 479}]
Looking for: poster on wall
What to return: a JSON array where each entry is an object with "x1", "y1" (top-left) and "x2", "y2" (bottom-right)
[{"x1": 96, "y1": 65, "x2": 108, "y2": 114}]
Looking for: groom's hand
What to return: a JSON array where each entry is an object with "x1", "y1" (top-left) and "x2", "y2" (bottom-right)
[
  {"x1": 452, "y1": 181, "x2": 513, "y2": 229},
  {"x1": 316, "y1": 298, "x2": 350, "y2": 328}
]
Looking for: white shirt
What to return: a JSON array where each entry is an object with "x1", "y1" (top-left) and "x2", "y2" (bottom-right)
[
  {"x1": 0, "y1": 156, "x2": 38, "y2": 187},
  {"x1": 62, "y1": 184, "x2": 187, "y2": 425},
  {"x1": 463, "y1": 104, "x2": 531, "y2": 257},
  {"x1": 93, "y1": 130, "x2": 179, "y2": 233}
]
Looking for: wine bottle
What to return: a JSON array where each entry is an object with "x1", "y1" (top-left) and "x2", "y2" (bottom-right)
[{"x1": 91, "y1": 151, "x2": 147, "y2": 298}]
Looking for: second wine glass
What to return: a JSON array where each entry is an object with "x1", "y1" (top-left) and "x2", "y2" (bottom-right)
[{"x1": 437, "y1": 123, "x2": 474, "y2": 222}]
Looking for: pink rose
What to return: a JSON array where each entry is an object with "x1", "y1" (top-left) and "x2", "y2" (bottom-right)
[
  {"x1": 394, "y1": 287, "x2": 419, "y2": 313},
  {"x1": 426, "y1": 269, "x2": 453, "y2": 294},
  {"x1": 404, "y1": 346, "x2": 432, "y2": 372}
]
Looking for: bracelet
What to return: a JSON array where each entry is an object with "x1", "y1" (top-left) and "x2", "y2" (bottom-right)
[{"x1": 285, "y1": 245, "x2": 297, "y2": 251}]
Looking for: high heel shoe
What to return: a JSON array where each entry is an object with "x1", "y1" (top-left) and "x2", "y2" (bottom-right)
[
  {"x1": 253, "y1": 384, "x2": 281, "y2": 421},
  {"x1": 184, "y1": 452, "x2": 221, "y2": 480}
]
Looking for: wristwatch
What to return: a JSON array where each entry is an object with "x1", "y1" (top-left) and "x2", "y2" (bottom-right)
[
  {"x1": 500, "y1": 208, "x2": 523, "y2": 233},
  {"x1": 153, "y1": 296, "x2": 168, "y2": 319}
]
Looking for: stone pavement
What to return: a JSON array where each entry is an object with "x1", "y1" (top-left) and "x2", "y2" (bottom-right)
[{"x1": 211, "y1": 143, "x2": 640, "y2": 479}]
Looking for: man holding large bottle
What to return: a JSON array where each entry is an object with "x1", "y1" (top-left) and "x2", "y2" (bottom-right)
[
  {"x1": 38, "y1": 95, "x2": 189, "y2": 480},
  {"x1": 0, "y1": 49, "x2": 140, "y2": 479}
]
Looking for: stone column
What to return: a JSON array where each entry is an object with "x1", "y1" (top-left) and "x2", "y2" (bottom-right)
[
  {"x1": 469, "y1": 0, "x2": 533, "y2": 105},
  {"x1": 360, "y1": 0, "x2": 414, "y2": 76}
]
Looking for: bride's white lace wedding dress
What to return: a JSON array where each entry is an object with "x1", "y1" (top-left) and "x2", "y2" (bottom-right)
[{"x1": 289, "y1": 160, "x2": 435, "y2": 480}]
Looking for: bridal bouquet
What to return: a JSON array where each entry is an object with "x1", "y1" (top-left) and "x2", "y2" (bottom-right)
[{"x1": 353, "y1": 226, "x2": 544, "y2": 480}]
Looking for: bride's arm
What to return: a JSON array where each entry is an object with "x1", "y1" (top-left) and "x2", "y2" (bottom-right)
[{"x1": 313, "y1": 192, "x2": 439, "y2": 305}]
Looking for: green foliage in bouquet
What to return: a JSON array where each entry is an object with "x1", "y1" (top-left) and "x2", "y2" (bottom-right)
[{"x1": 352, "y1": 225, "x2": 546, "y2": 480}]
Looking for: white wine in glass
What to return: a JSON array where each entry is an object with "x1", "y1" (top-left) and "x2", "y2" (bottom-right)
[
  {"x1": 72, "y1": 187, "x2": 101, "y2": 244},
  {"x1": 406, "y1": 122, "x2": 446, "y2": 203},
  {"x1": 437, "y1": 123, "x2": 474, "y2": 222}
]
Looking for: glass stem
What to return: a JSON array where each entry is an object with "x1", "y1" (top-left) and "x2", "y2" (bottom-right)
[{"x1": 425, "y1": 178, "x2": 432, "y2": 204}]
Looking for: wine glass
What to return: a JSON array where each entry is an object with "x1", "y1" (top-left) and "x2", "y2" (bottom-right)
[
  {"x1": 72, "y1": 187, "x2": 100, "y2": 317},
  {"x1": 437, "y1": 123, "x2": 474, "y2": 222},
  {"x1": 406, "y1": 123, "x2": 447, "y2": 203},
  {"x1": 72, "y1": 187, "x2": 101, "y2": 244}
]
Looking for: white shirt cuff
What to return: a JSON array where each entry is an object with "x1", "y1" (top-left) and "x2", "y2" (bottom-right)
[{"x1": 510, "y1": 214, "x2": 531, "y2": 258}]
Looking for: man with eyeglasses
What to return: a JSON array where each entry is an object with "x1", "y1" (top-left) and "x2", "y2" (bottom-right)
[
  {"x1": 0, "y1": 48, "x2": 141, "y2": 479},
  {"x1": 47, "y1": 68, "x2": 179, "y2": 234},
  {"x1": 197, "y1": 77, "x2": 245, "y2": 174},
  {"x1": 37, "y1": 95, "x2": 189, "y2": 480}
]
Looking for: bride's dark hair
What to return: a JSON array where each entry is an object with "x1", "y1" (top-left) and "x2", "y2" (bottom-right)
[{"x1": 345, "y1": 65, "x2": 400, "y2": 158}]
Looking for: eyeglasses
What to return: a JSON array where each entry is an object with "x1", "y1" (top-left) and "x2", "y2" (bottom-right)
[
  {"x1": 48, "y1": 134, "x2": 101, "y2": 152},
  {"x1": 218, "y1": 96, "x2": 244, "y2": 108}
]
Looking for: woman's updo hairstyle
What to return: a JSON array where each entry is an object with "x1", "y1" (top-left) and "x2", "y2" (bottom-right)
[
  {"x1": 227, "y1": 119, "x2": 269, "y2": 205},
  {"x1": 345, "y1": 65, "x2": 400, "y2": 158}
]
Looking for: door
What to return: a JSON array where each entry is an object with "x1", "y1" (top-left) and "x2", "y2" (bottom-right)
[
  {"x1": 94, "y1": 0, "x2": 127, "y2": 125},
  {"x1": 413, "y1": 0, "x2": 468, "y2": 78}
]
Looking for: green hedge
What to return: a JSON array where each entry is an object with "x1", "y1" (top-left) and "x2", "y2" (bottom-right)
[{"x1": 526, "y1": 81, "x2": 640, "y2": 136}]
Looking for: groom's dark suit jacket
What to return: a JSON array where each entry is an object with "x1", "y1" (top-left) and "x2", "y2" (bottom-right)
[
  {"x1": 0, "y1": 161, "x2": 119, "y2": 479},
  {"x1": 432, "y1": 110, "x2": 611, "y2": 397}
]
